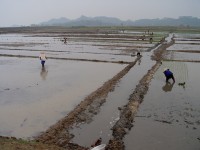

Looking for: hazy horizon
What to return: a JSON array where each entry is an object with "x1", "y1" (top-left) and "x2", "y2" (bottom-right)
[{"x1": 0, "y1": 0, "x2": 200, "y2": 27}]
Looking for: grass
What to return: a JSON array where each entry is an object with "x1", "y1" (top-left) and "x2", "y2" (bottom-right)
[{"x1": 0, "y1": 137, "x2": 64, "y2": 150}]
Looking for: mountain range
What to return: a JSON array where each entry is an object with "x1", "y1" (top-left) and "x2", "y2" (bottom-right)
[{"x1": 39, "y1": 16, "x2": 200, "y2": 27}]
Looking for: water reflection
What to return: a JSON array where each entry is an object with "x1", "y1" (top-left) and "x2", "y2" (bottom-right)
[
  {"x1": 40, "y1": 67, "x2": 48, "y2": 80},
  {"x1": 138, "y1": 57, "x2": 141, "y2": 65},
  {"x1": 162, "y1": 82, "x2": 174, "y2": 92},
  {"x1": 154, "y1": 61, "x2": 188, "y2": 83}
]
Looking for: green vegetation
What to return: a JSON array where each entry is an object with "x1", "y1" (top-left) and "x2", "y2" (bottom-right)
[{"x1": 1, "y1": 26, "x2": 200, "y2": 34}]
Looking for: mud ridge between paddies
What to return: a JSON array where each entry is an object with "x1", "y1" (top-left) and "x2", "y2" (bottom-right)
[
  {"x1": 35, "y1": 56, "x2": 140, "y2": 148},
  {"x1": 105, "y1": 61, "x2": 161, "y2": 149},
  {"x1": 0, "y1": 54, "x2": 130, "y2": 64},
  {"x1": 163, "y1": 59, "x2": 200, "y2": 63},
  {"x1": 166, "y1": 50, "x2": 200, "y2": 53},
  {"x1": 35, "y1": 40, "x2": 171, "y2": 150},
  {"x1": 0, "y1": 47, "x2": 133, "y2": 56},
  {"x1": 105, "y1": 40, "x2": 175, "y2": 149}
]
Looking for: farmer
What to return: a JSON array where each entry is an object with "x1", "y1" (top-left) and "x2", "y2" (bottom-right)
[
  {"x1": 39, "y1": 51, "x2": 47, "y2": 67},
  {"x1": 163, "y1": 68, "x2": 175, "y2": 83},
  {"x1": 64, "y1": 37, "x2": 67, "y2": 43},
  {"x1": 137, "y1": 50, "x2": 141, "y2": 57},
  {"x1": 137, "y1": 52, "x2": 141, "y2": 56}
]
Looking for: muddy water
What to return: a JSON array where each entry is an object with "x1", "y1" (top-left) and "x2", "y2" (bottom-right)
[
  {"x1": 175, "y1": 41, "x2": 200, "y2": 44},
  {"x1": 0, "y1": 57, "x2": 126, "y2": 139},
  {"x1": 124, "y1": 62, "x2": 200, "y2": 150},
  {"x1": 165, "y1": 33, "x2": 200, "y2": 61},
  {"x1": 175, "y1": 33, "x2": 200, "y2": 39},
  {"x1": 165, "y1": 51, "x2": 200, "y2": 61},
  {"x1": 0, "y1": 49, "x2": 135, "y2": 63},
  {"x1": 0, "y1": 34, "x2": 149, "y2": 62},
  {"x1": 70, "y1": 52, "x2": 156, "y2": 147},
  {"x1": 0, "y1": 34, "x2": 153, "y2": 53},
  {"x1": 167, "y1": 44, "x2": 200, "y2": 51},
  {"x1": 167, "y1": 33, "x2": 200, "y2": 52}
]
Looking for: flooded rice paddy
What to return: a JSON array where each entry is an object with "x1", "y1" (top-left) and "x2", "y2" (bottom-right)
[
  {"x1": 0, "y1": 56, "x2": 126, "y2": 139},
  {"x1": 0, "y1": 34, "x2": 154, "y2": 63},
  {"x1": 124, "y1": 62, "x2": 200, "y2": 150},
  {"x1": 70, "y1": 53, "x2": 155, "y2": 147},
  {"x1": 0, "y1": 29, "x2": 200, "y2": 149},
  {"x1": 165, "y1": 51, "x2": 200, "y2": 61},
  {"x1": 123, "y1": 33, "x2": 200, "y2": 150}
]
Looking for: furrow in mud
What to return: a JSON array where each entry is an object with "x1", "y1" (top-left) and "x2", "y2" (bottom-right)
[
  {"x1": 106, "y1": 40, "x2": 174, "y2": 150},
  {"x1": 0, "y1": 47, "x2": 133, "y2": 56},
  {"x1": 35, "y1": 39, "x2": 168, "y2": 149},
  {"x1": 36, "y1": 57, "x2": 140, "y2": 148},
  {"x1": 166, "y1": 50, "x2": 200, "y2": 53},
  {"x1": 106, "y1": 62, "x2": 161, "y2": 150},
  {"x1": 163, "y1": 59, "x2": 200, "y2": 63}
]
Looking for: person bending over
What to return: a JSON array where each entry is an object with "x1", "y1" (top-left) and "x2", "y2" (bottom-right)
[{"x1": 163, "y1": 68, "x2": 175, "y2": 83}]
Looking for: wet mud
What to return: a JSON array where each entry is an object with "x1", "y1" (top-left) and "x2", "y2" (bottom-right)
[
  {"x1": 123, "y1": 62, "x2": 200, "y2": 150},
  {"x1": 35, "y1": 38, "x2": 170, "y2": 149},
  {"x1": 105, "y1": 62, "x2": 161, "y2": 149},
  {"x1": 120, "y1": 33, "x2": 200, "y2": 150},
  {"x1": 0, "y1": 53, "x2": 131, "y2": 64},
  {"x1": 0, "y1": 34, "x2": 142, "y2": 63},
  {"x1": 1, "y1": 28, "x2": 199, "y2": 149},
  {"x1": 70, "y1": 53, "x2": 155, "y2": 147},
  {"x1": 36, "y1": 57, "x2": 140, "y2": 147},
  {"x1": 0, "y1": 57, "x2": 126, "y2": 139}
]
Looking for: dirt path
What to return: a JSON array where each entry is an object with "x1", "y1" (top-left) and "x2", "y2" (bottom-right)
[{"x1": 0, "y1": 54, "x2": 130, "y2": 64}]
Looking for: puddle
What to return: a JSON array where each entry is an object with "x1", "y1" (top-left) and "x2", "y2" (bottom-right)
[
  {"x1": 69, "y1": 52, "x2": 156, "y2": 147},
  {"x1": 0, "y1": 57, "x2": 126, "y2": 139},
  {"x1": 124, "y1": 62, "x2": 200, "y2": 150}
]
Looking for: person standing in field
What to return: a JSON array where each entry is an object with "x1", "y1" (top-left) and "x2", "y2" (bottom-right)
[
  {"x1": 163, "y1": 68, "x2": 175, "y2": 83},
  {"x1": 39, "y1": 51, "x2": 47, "y2": 67}
]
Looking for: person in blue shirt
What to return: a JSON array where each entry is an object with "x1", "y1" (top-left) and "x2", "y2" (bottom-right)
[{"x1": 163, "y1": 68, "x2": 175, "y2": 83}]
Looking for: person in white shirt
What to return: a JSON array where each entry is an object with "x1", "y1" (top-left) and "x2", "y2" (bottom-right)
[{"x1": 39, "y1": 51, "x2": 47, "y2": 67}]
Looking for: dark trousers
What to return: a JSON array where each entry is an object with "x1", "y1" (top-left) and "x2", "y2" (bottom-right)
[
  {"x1": 166, "y1": 74, "x2": 175, "y2": 82},
  {"x1": 41, "y1": 60, "x2": 45, "y2": 67}
]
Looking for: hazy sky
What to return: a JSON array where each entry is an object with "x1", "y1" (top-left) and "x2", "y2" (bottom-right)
[{"x1": 0, "y1": 0, "x2": 200, "y2": 27}]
